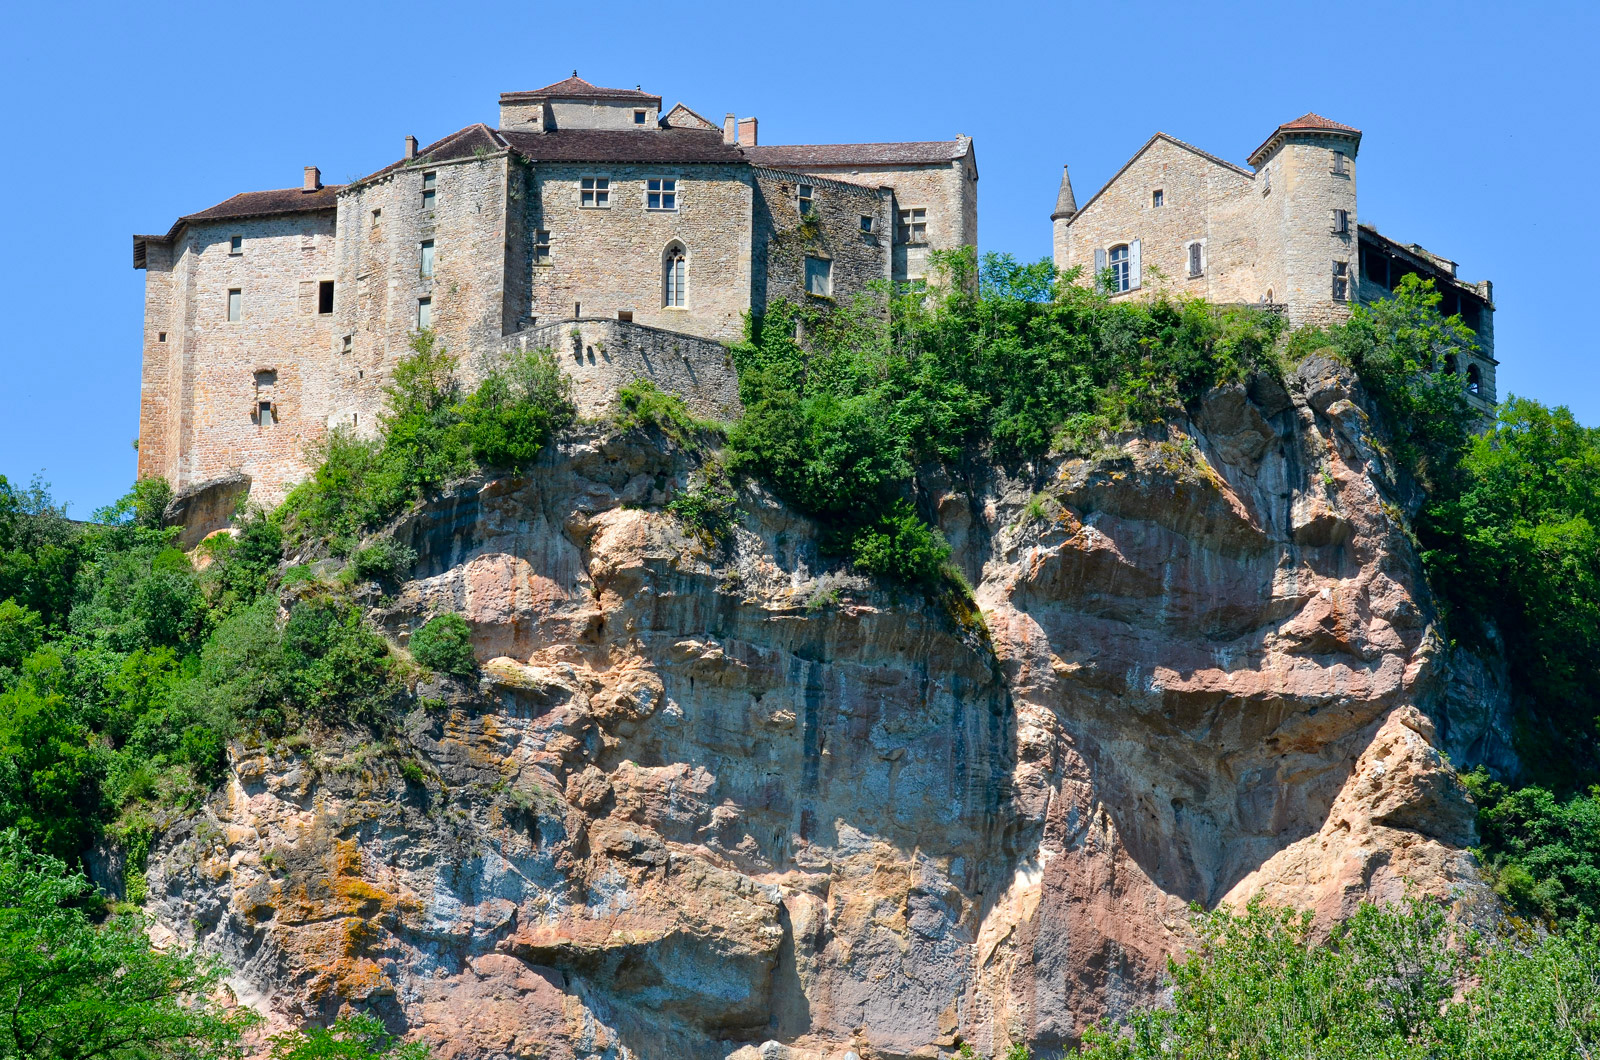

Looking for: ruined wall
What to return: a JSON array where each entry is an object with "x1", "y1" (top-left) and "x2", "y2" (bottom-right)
[
  {"x1": 752, "y1": 168, "x2": 891, "y2": 314},
  {"x1": 501, "y1": 318, "x2": 741, "y2": 422},
  {"x1": 519, "y1": 163, "x2": 753, "y2": 342}
]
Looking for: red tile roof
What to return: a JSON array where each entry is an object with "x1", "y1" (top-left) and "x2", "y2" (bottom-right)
[
  {"x1": 1249, "y1": 113, "x2": 1362, "y2": 165},
  {"x1": 500, "y1": 75, "x2": 661, "y2": 105},
  {"x1": 744, "y1": 139, "x2": 972, "y2": 168},
  {"x1": 180, "y1": 184, "x2": 343, "y2": 223}
]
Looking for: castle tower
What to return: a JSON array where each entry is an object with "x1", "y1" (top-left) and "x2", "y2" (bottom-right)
[
  {"x1": 1050, "y1": 165, "x2": 1077, "y2": 265},
  {"x1": 1247, "y1": 114, "x2": 1361, "y2": 325}
]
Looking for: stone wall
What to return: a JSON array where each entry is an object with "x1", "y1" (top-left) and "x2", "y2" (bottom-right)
[
  {"x1": 139, "y1": 212, "x2": 338, "y2": 507},
  {"x1": 1263, "y1": 136, "x2": 1359, "y2": 328},
  {"x1": 752, "y1": 168, "x2": 891, "y2": 313},
  {"x1": 333, "y1": 154, "x2": 514, "y2": 440},
  {"x1": 516, "y1": 163, "x2": 753, "y2": 342},
  {"x1": 501, "y1": 318, "x2": 741, "y2": 422}
]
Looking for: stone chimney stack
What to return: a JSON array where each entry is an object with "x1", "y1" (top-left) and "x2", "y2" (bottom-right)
[
  {"x1": 404, "y1": 135, "x2": 418, "y2": 161},
  {"x1": 723, "y1": 114, "x2": 737, "y2": 145},
  {"x1": 737, "y1": 117, "x2": 758, "y2": 147},
  {"x1": 303, "y1": 166, "x2": 322, "y2": 192}
]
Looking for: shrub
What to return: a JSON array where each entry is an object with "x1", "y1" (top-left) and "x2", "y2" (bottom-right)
[
  {"x1": 613, "y1": 379, "x2": 717, "y2": 444},
  {"x1": 668, "y1": 465, "x2": 738, "y2": 542},
  {"x1": 463, "y1": 346, "x2": 575, "y2": 468},
  {"x1": 848, "y1": 500, "x2": 952, "y2": 587},
  {"x1": 350, "y1": 536, "x2": 418, "y2": 582},
  {"x1": 409, "y1": 613, "x2": 476, "y2": 676},
  {"x1": 0, "y1": 600, "x2": 43, "y2": 675},
  {"x1": 280, "y1": 597, "x2": 396, "y2": 719},
  {"x1": 268, "y1": 1012, "x2": 431, "y2": 1060}
]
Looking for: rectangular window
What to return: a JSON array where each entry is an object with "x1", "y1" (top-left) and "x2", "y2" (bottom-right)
[
  {"x1": 533, "y1": 229, "x2": 551, "y2": 265},
  {"x1": 229, "y1": 235, "x2": 243, "y2": 255},
  {"x1": 420, "y1": 239, "x2": 435, "y2": 276},
  {"x1": 646, "y1": 178, "x2": 677, "y2": 211},
  {"x1": 860, "y1": 215, "x2": 874, "y2": 233},
  {"x1": 618, "y1": 310, "x2": 633, "y2": 322},
  {"x1": 898, "y1": 207, "x2": 927, "y2": 243},
  {"x1": 580, "y1": 177, "x2": 610, "y2": 207},
  {"x1": 157, "y1": 332, "x2": 166, "y2": 342},
  {"x1": 342, "y1": 334, "x2": 353, "y2": 354},
  {"x1": 1152, "y1": 189, "x2": 1164, "y2": 208},
  {"x1": 421, "y1": 171, "x2": 437, "y2": 210},
  {"x1": 317, "y1": 280, "x2": 334, "y2": 315},
  {"x1": 634, "y1": 109, "x2": 647, "y2": 125},
  {"x1": 258, "y1": 401, "x2": 274, "y2": 427},
  {"x1": 417, "y1": 296, "x2": 432, "y2": 329},
  {"x1": 227, "y1": 289, "x2": 242, "y2": 322},
  {"x1": 804, "y1": 256, "x2": 832, "y2": 298},
  {"x1": 371, "y1": 208, "x2": 382, "y2": 226},
  {"x1": 798, "y1": 184, "x2": 814, "y2": 215},
  {"x1": 1332, "y1": 150, "x2": 1348, "y2": 175},
  {"x1": 1188, "y1": 242, "x2": 1203, "y2": 277},
  {"x1": 1332, "y1": 208, "x2": 1349, "y2": 235},
  {"x1": 1332, "y1": 261, "x2": 1349, "y2": 302}
]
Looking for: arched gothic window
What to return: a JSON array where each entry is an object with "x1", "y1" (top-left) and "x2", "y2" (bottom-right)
[
  {"x1": 1108, "y1": 244, "x2": 1130, "y2": 293},
  {"x1": 663, "y1": 242, "x2": 687, "y2": 308},
  {"x1": 1467, "y1": 363, "x2": 1482, "y2": 395}
]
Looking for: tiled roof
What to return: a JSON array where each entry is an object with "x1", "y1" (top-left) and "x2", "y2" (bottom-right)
[
  {"x1": 180, "y1": 184, "x2": 342, "y2": 223},
  {"x1": 743, "y1": 138, "x2": 971, "y2": 168},
  {"x1": 500, "y1": 75, "x2": 660, "y2": 105},
  {"x1": 355, "y1": 124, "x2": 506, "y2": 184},
  {"x1": 500, "y1": 127, "x2": 747, "y2": 164},
  {"x1": 1249, "y1": 113, "x2": 1362, "y2": 165}
]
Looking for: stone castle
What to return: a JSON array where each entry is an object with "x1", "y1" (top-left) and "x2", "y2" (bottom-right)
[{"x1": 133, "y1": 87, "x2": 1491, "y2": 512}]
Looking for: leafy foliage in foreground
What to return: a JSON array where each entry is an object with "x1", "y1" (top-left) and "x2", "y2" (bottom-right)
[
  {"x1": 727, "y1": 250, "x2": 1282, "y2": 587},
  {"x1": 1073, "y1": 896, "x2": 1600, "y2": 1059}
]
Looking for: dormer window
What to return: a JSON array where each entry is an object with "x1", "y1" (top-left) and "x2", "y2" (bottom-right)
[{"x1": 1152, "y1": 189, "x2": 1164, "y2": 208}]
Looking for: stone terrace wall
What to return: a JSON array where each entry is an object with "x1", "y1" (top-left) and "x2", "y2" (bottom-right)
[{"x1": 501, "y1": 318, "x2": 741, "y2": 423}]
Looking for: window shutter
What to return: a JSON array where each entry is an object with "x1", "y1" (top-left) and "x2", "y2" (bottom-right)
[
  {"x1": 1129, "y1": 239, "x2": 1141, "y2": 290},
  {"x1": 1094, "y1": 247, "x2": 1106, "y2": 274}
]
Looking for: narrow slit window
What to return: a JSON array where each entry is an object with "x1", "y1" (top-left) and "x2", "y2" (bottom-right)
[
  {"x1": 798, "y1": 184, "x2": 814, "y2": 215},
  {"x1": 421, "y1": 171, "x2": 437, "y2": 211},
  {"x1": 647, "y1": 178, "x2": 677, "y2": 211},
  {"x1": 227, "y1": 289, "x2": 242, "y2": 322},
  {"x1": 1188, "y1": 242, "x2": 1203, "y2": 277},
  {"x1": 580, "y1": 177, "x2": 610, "y2": 207},
  {"x1": 258, "y1": 401, "x2": 274, "y2": 427},
  {"x1": 533, "y1": 229, "x2": 551, "y2": 265},
  {"x1": 420, "y1": 239, "x2": 435, "y2": 276},
  {"x1": 1332, "y1": 260, "x2": 1349, "y2": 302},
  {"x1": 417, "y1": 296, "x2": 432, "y2": 329},
  {"x1": 317, "y1": 280, "x2": 334, "y2": 315},
  {"x1": 664, "y1": 244, "x2": 686, "y2": 307}
]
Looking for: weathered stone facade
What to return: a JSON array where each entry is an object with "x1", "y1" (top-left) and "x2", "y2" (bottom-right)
[
  {"x1": 134, "y1": 75, "x2": 977, "y2": 508},
  {"x1": 1053, "y1": 114, "x2": 1496, "y2": 408}
]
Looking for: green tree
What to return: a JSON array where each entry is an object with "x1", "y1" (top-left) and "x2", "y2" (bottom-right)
[{"x1": 0, "y1": 830, "x2": 259, "y2": 1059}]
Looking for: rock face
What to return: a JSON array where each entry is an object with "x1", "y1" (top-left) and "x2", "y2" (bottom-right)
[{"x1": 140, "y1": 355, "x2": 1503, "y2": 1058}]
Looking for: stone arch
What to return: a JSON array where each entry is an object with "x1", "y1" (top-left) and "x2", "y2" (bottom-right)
[{"x1": 1467, "y1": 362, "x2": 1482, "y2": 395}]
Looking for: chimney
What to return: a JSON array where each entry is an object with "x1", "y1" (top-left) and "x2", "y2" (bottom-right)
[
  {"x1": 723, "y1": 113, "x2": 737, "y2": 145},
  {"x1": 404, "y1": 135, "x2": 418, "y2": 161},
  {"x1": 737, "y1": 117, "x2": 758, "y2": 147},
  {"x1": 303, "y1": 166, "x2": 322, "y2": 192}
]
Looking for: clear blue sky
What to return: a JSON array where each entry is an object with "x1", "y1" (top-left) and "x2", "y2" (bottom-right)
[{"x1": 1, "y1": 0, "x2": 1592, "y2": 515}]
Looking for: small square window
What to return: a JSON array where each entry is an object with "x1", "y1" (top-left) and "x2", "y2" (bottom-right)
[
  {"x1": 533, "y1": 229, "x2": 551, "y2": 265},
  {"x1": 417, "y1": 296, "x2": 432, "y2": 329},
  {"x1": 798, "y1": 184, "x2": 814, "y2": 215},
  {"x1": 1152, "y1": 189, "x2": 1164, "y2": 208},
  {"x1": 420, "y1": 239, "x2": 435, "y2": 276},
  {"x1": 317, "y1": 280, "x2": 334, "y2": 315},
  {"x1": 634, "y1": 110, "x2": 647, "y2": 125},
  {"x1": 804, "y1": 256, "x2": 832, "y2": 298},
  {"x1": 860, "y1": 215, "x2": 874, "y2": 233},
  {"x1": 647, "y1": 178, "x2": 677, "y2": 211},
  {"x1": 229, "y1": 235, "x2": 243, "y2": 255},
  {"x1": 580, "y1": 177, "x2": 610, "y2": 208},
  {"x1": 227, "y1": 289, "x2": 242, "y2": 322},
  {"x1": 897, "y1": 207, "x2": 927, "y2": 243},
  {"x1": 157, "y1": 332, "x2": 167, "y2": 343}
]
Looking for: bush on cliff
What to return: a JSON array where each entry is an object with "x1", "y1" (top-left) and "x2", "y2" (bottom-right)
[
  {"x1": 281, "y1": 330, "x2": 574, "y2": 548},
  {"x1": 728, "y1": 249, "x2": 1282, "y2": 588},
  {"x1": 408, "y1": 613, "x2": 476, "y2": 677}
]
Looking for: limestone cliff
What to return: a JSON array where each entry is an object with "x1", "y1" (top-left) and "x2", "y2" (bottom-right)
[{"x1": 138, "y1": 354, "x2": 1504, "y2": 1059}]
